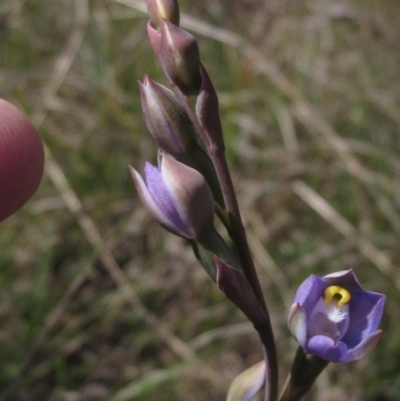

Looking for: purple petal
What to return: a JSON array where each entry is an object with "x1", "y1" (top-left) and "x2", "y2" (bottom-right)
[
  {"x1": 340, "y1": 330, "x2": 382, "y2": 362},
  {"x1": 131, "y1": 164, "x2": 192, "y2": 239},
  {"x1": 294, "y1": 275, "x2": 326, "y2": 315},
  {"x1": 323, "y1": 269, "x2": 363, "y2": 292},
  {"x1": 341, "y1": 291, "x2": 385, "y2": 349},
  {"x1": 306, "y1": 335, "x2": 348, "y2": 362},
  {"x1": 144, "y1": 162, "x2": 192, "y2": 236}
]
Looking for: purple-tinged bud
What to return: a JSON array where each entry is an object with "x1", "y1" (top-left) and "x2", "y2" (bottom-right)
[
  {"x1": 146, "y1": 0, "x2": 180, "y2": 29},
  {"x1": 130, "y1": 153, "x2": 214, "y2": 240},
  {"x1": 160, "y1": 20, "x2": 201, "y2": 95},
  {"x1": 139, "y1": 76, "x2": 196, "y2": 154},
  {"x1": 215, "y1": 256, "x2": 268, "y2": 329},
  {"x1": 288, "y1": 269, "x2": 385, "y2": 363},
  {"x1": 196, "y1": 63, "x2": 223, "y2": 147}
]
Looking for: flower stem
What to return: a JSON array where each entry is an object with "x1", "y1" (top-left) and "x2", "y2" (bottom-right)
[
  {"x1": 171, "y1": 83, "x2": 278, "y2": 401},
  {"x1": 279, "y1": 347, "x2": 329, "y2": 401}
]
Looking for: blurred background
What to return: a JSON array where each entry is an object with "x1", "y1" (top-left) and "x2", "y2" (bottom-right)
[{"x1": 1, "y1": 0, "x2": 400, "y2": 400}]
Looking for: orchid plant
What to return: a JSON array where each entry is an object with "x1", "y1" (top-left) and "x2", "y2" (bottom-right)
[{"x1": 131, "y1": 1, "x2": 386, "y2": 400}]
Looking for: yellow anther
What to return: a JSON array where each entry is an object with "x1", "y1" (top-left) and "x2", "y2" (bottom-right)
[{"x1": 324, "y1": 286, "x2": 351, "y2": 308}]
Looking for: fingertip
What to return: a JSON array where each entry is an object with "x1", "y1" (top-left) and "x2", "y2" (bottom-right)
[{"x1": 0, "y1": 99, "x2": 45, "y2": 222}]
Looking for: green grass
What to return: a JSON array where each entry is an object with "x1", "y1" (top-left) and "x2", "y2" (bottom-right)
[{"x1": 1, "y1": 0, "x2": 400, "y2": 400}]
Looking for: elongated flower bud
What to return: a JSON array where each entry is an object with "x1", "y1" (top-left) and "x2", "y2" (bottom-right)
[
  {"x1": 215, "y1": 256, "x2": 268, "y2": 329},
  {"x1": 146, "y1": 0, "x2": 180, "y2": 29},
  {"x1": 139, "y1": 76, "x2": 196, "y2": 154},
  {"x1": 130, "y1": 153, "x2": 214, "y2": 240},
  {"x1": 159, "y1": 20, "x2": 201, "y2": 95}
]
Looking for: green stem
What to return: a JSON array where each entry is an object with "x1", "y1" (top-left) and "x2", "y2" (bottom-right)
[{"x1": 279, "y1": 347, "x2": 329, "y2": 401}]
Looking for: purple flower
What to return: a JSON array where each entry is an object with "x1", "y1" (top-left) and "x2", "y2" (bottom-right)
[
  {"x1": 288, "y1": 269, "x2": 385, "y2": 363},
  {"x1": 130, "y1": 152, "x2": 214, "y2": 240}
]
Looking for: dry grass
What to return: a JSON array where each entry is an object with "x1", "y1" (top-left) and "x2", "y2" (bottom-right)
[{"x1": 1, "y1": 0, "x2": 400, "y2": 400}]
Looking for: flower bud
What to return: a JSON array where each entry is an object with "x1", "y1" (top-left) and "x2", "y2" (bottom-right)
[
  {"x1": 139, "y1": 76, "x2": 197, "y2": 154},
  {"x1": 215, "y1": 256, "x2": 268, "y2": 329},
  {"x1": 146, "y1": 0, "x2": 180, "y2": 29},
  {"x1": 160, "y1": 20, "x2": 201, "y2": 95},
  {"x1": 226, "y1": 361, "x2": 265, "y2": 401},
  {"x1": 130, "y1": 152, "x2": 214, "y2": 240}
]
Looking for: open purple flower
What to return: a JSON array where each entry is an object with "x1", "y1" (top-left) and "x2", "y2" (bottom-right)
[
  {"x1": 288, "y1": 269, "x2": 385, "y2": 363},
  {"x1": 130, "y1": 152, "x2": 214, "y2": 240}
]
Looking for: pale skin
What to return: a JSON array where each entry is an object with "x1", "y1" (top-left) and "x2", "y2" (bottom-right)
[{"x1": 0, "y1": 99, "x2": 44, "y2": 222}]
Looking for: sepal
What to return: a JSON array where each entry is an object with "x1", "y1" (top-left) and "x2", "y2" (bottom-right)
[
  {"x1": 287, "y1": 303, "x2": 307, "y2": 349},
  {"x1": 195, "y1": 63, "x2": 224, "y2": 147},
  {"x1": 147, "y1": 21, "x2": 161, "y2": 54},
  {"x1": 177, "y1": 143, "x2": 225, "y2": 207}
]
